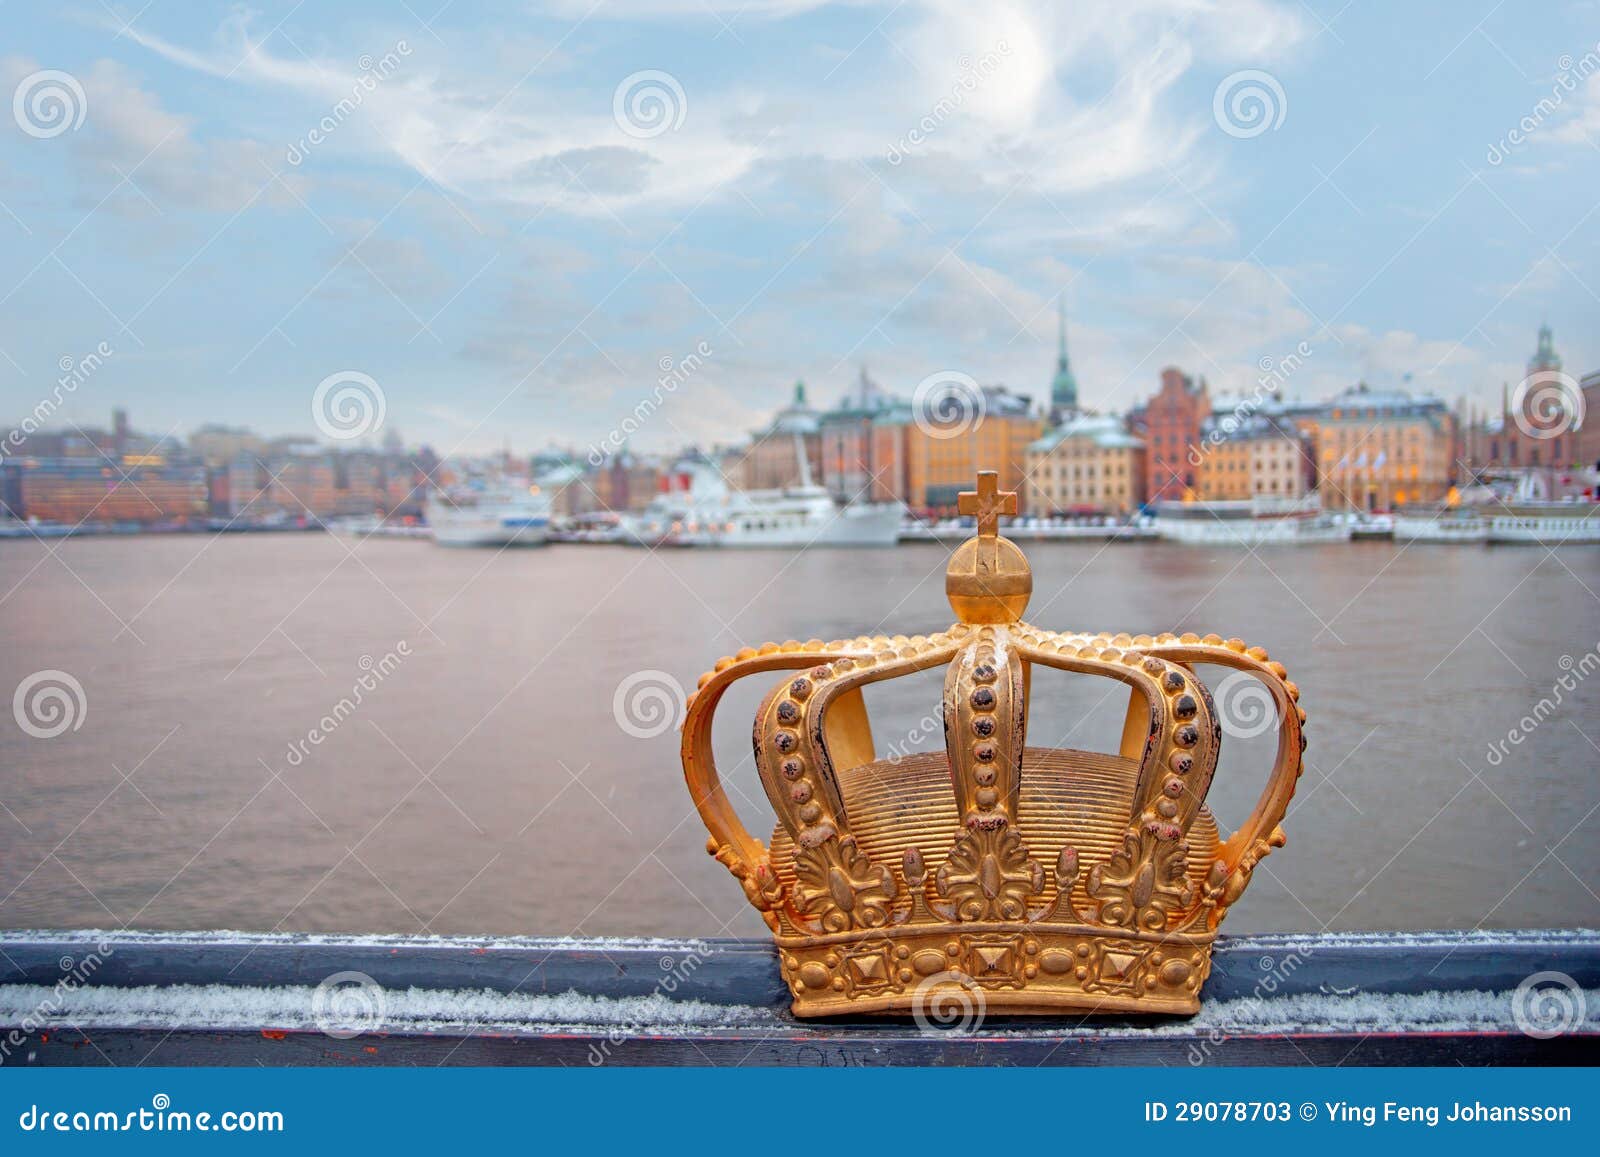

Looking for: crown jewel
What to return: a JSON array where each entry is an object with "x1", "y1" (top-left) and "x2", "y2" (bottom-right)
[{"x1": 681, "y1": 472, "x2": 1305, "y2": 1017}]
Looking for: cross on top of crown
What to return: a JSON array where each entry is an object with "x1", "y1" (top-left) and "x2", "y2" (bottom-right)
[{"x1": 958, "y1": 471, "x2": 1016, "y2": 539}]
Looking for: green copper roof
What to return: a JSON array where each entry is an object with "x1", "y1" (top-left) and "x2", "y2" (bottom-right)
[
  {"x1": 1531, "y1": 324, "x2": 1561, "y2": 371},
  {"x1": 1051, "y1": 297, "x2": 1078, "y2": 409}
]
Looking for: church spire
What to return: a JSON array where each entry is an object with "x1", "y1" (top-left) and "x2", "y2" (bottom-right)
[
  {"x1": 1049, "y1": 294, "x2": 1078, "y2": 419},
  {"x1": 1530, "y1": 323, "x2": 1561, "y2": 372}
]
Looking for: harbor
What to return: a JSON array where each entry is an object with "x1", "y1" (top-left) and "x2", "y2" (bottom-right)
[{"x1": 4, "y1": 325, "x2": 1597, "y2": 549}]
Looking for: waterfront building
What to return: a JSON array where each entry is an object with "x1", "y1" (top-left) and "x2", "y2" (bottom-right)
[
  {"x1": 1193, "y1": 413, "x2": 1310, "y2": 501},
  {"x1": 740, "y1": 381, "x2": 823, "y2": 490},
  {"x1": 1463, "y1": 328, "x2": 1598, "y2": 497},
  {"x1": 588, "y1": 450, "x2": 661, "y2": 514},
  {"x1": 226, "y1": 446, "x2": 337, "y2": 518},
  {"x1": 817, "y1": 368, "x2": 912, "y2": 504},
  {"x1": 906, "y1": 385, "x2": 1041, "y2": 514},
  {"x1": 1316, "y1": 382, "x2": 1456, "y2": 510},
  {"x1": 2, "y1": 455, "x2": 209, "y2": 525},
  {"x1": 1580, "y1": 370, "x2": 1600, "y2": 471},
  {"x1": 332, "y1": 450, "x2": 395, "y2": 516},
  {"x1": 1130, "y1": 367, "x2": 1211, "y2": 504},
  {"x1": 217, "y1": 443, "x2": 432, "y2": 522},
  {"x1": 534, "y1": 463, "x2": 588, "y2": 519},
  {"x1": 1023, "y1": 413, "x2": 1146, "y2": 516}
]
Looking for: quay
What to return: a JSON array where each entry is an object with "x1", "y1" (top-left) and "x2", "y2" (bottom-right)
[{"x1": 2, "y1": 930, "x2": 1595, "y2": 1066}]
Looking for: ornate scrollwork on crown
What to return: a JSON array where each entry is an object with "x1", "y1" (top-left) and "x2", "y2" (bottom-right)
[
  {"x1": 792, "y1": 835, "x2": 895, "y2": 932},
  {"x1": 1087, "y1": 820, "x2": 1195, "y2": 931}
]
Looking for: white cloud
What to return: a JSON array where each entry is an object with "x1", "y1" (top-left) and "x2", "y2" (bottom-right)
[{"x1": 112, "y1": 0, "x2": 1309, "y2": 218}]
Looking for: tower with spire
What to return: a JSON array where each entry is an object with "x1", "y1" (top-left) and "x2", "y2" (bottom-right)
[
  {"x1": 1528, "y1": 322, "x2": 1561, "y2": 376},
  {"x1": 1049, "y1": 297, "x2": 1079, "y2": 423}
]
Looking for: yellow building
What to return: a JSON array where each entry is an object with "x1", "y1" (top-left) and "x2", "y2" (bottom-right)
[
  {"x1": 1023, "y1": 415, "x2": 1146, "y2": 516},
  {"x1": 1193, "y1": 414, "x2": 1309, "y2": 501},
  {"x1": 907, "y1": 386, "x2": 1041, "y2": 514},
  {"x1": 1316, "y1": 384, "x2": 1456, "y2": 511}
]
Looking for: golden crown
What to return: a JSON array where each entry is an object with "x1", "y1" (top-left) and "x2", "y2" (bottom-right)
[{"x1": 680, "y1": 472, "x2": 1305, "y2": 1018}]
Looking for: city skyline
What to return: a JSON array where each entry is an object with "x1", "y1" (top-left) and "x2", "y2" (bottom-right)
[
  {"x1": 6, "y1": 316, "x2": 1576, "y2": 463},
  {"x1": 3, "y1": 3, "x2": 1599, "y2": 455}
]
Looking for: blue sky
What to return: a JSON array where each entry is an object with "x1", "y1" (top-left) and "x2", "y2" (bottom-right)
[{"x1": 1, "y1": 1, "x2": 1598, "y2": 457}]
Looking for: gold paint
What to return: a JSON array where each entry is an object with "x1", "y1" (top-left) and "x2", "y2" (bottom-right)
[{"x1": 678, "y1": 472, "x2": 1305, "y2": 1018}]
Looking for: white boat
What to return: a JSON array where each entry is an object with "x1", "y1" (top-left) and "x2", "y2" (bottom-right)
[
  {"x1": 1394, "y1": 498, "x2": 1600, "y2": 546},
  {"x1": 1344, "y1": 513, "x2": 1395, "y2": 540},
  {"x1": 621, "y1": 445, "x2": 902, "y2": 548},
  {"x1": 324, "y1": 514, "x2": 430, "y2": 541},
  {"x1": 899, "y1": 517, "x2": 1154, "y2": 543},
  {"x1": 1151, "y1": 497, "x2": 1350, "y2": 545},
  {"x1": 426, "y1": 479, "x2": 551, "y2": 547},
  {"x1": 1486, "y1": 512, "x2": 1600, "y2": 545},
  {"x1": 676, "y1": 487, "x2": 903, "y2": 547},
  {"x1": 1392, "y1": 512, "x2": 1489, "y2": 543}
]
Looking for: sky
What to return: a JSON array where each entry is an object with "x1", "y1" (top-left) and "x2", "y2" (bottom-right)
[{"x1": 1, "y1": 0, "x2": 1598, "y2": 459}]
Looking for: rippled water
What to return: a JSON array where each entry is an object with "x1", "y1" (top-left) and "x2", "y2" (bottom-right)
[{"x1": 2, "y1": 533, "x2": 1597, "y2": 938}]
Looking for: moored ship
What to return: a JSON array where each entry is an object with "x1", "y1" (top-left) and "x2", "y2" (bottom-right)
[
  {"x1": 1151, "y1": 496, "x2": 1350, "y2": 545},
  {"x1": 426, "y1": 478, "x2": 551, "y2": 547},
  {"x1": 621, "y1": 443, "x2": 902, "y2": 548}
]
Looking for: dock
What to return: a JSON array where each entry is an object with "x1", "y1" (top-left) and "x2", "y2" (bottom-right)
[{"x1": 2, "y1": 929, "x2": 1595, "y2": 1066}]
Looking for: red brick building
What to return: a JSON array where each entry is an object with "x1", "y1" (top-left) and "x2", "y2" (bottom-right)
[
  {"x1": 1131, "y1": 367, "x2": 1210, "y2": 503},
  {"x1": 818, "y1": 368, "x2": 911, "y2": 504},
  {"x1": 1464, "y1": 326, "x2": 1598, "y2": 496}
]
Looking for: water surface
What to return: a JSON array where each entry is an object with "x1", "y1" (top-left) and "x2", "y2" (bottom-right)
[{"x1": 2, "y1": 533, "x2": 1596, "y2": 939}]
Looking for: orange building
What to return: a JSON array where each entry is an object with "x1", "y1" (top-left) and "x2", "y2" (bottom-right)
[
  {"x1": 1193, "y1": 414, "x2": 1310, "y2": 501},
  {"x1": 10, "y1": 457, "x2": 208, "y2": 525},
  {"x1": 906, "y1": 386, "x2": 1041, "y2": 514}
]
